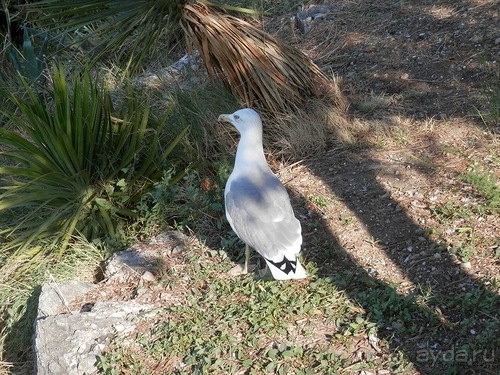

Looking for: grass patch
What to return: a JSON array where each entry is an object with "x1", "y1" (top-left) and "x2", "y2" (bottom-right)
[
  {"x1": 95, "y1": 249, "x2": 499, "y2": 374},
  {"x1": 460, "y1": 165, "x2": 499, "y2": 211},
  {"x1": 429, "y1": 161, "x2": 499, "y2": 261},
  {"x1": 97, "y1": 250, "x2": 411, "y2": 374}
]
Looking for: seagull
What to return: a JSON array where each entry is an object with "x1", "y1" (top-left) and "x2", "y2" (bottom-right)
[{"x1": 218, "y1": 108, "x2": 307, "y2": 280}]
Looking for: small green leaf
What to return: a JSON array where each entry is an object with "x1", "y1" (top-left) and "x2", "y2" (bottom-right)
[
  {"x1": 267, "y1": 349, "x2": 278, "y2": 359},
  {"x1": 94, "y1": 198, "x2": 112, "y2": 209}
]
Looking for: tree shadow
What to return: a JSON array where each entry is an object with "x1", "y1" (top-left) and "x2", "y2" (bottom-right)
[
  {"x1": 279, "y1": 0, "x2": 499, "y2": 123},
  {"x1": 293, "y1": 138, "x2": 498, "y2": 373},
  {"x1": 275, "y1": 2, "x2": 499, "y2": 371}
]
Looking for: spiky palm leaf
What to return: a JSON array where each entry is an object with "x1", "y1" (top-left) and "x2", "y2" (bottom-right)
[
  {"x1": 29, "y1": 0, "x2": 187, "y2": 70},
  {"x1": 0, "y1": 66, "x2": 188, "y2": 259},
  {"x1": 28, "y1": 0, "x2": 343, "y2": 112}
]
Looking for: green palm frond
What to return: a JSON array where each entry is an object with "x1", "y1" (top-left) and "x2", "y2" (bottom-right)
[
  {"x1": 0, "y1": 66, "x2": 188, "y2": 258},
  {"x1": 29, "y1": 0, "x2": 187, "y2": 71}
]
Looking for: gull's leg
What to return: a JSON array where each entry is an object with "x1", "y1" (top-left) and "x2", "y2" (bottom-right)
[
  {"x1": 258, "y1": 262, "x2": 271, "y2": 278},
  {"x1": 228, "y1": 245, "x2": 254, "y2": 276},
  {"x1": 244, "y1": 244, "x2": 251, "y2": 274}
]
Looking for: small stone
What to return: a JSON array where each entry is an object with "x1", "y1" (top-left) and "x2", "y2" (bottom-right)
[
  {"x1": 142, "y1": 271, "x2": 156, "y2": 282},
  {"x1": 227, "y1": 263, "x2": 256, "y2": 276},
  {"x1": 460, "y1": 261, "x2": 472, "y2": 269},
  {"x1": 171, "y1": 246, "x2": 183, "y2": 254},
  {"x1": 433, "y1": 253, "x2": 441, "y2": 259},
  {"x1": 114, "y1": 324, "x2": 126, "y2": 332}
]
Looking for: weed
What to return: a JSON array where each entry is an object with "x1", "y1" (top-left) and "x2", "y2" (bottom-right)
[
  {"x1": 460, "y1": 165, "x2": 499, "y2": 211},
  {"x1": 356, "y1": 91, "x2": 400, "y2": 114},
  {"x1": 339, "y1": 213, "x2": 354, "y2": 225},
  {"x1": 305, "y1": 194, "x2": 331, "y2": 214},
  {"x1": 307, "y1": 195, "x2": 329, "y2": 208},
  {"x1": 449, "y1": 236, "x2": 477, "y2": 263}
]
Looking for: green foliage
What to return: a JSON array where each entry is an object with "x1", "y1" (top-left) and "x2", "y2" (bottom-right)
[
  {"x1": 6, "y1": 27, "x2": 50, "y2": 81},
  {"x1": 98, "y1": 263, "x2": 367, "y2": 374},
  {"x1": 162, "y1": 163, "x2": 244, "y2": 252},
  {"x1": 460, "y1": 166, "x2": 499, "y2": 211},
  {"x1": 28, "y1": 0, "x2": 189, "y2": 73},
  {"x1": 0, "y1": 66, "x2": 188, "y2": 259}
]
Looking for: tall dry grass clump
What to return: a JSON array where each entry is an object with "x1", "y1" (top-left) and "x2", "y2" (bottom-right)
[{"x1": 182, "y1": 3, "x2": 352, "y2": 159}]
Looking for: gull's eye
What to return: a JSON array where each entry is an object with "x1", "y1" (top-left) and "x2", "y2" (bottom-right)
[{"x1": 234, "y1": 115, "x2": 240, "y2": 120}]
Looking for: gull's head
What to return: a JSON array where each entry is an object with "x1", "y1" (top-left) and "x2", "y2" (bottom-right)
[{"x1": 218, "y1": 108, "x2": 262, "y2": 135}]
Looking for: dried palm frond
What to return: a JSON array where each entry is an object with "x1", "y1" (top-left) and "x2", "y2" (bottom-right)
[{"x1": 182, "y1": 3, "x2": 344, "y2": 113}]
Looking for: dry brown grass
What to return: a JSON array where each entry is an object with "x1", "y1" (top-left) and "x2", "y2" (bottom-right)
[{"x1": 255, "y1": 98, "x2": 356, "y2": 159}]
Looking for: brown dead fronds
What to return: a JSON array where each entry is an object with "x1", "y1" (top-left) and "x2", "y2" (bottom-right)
[{"x1": 182, "y1": 3, "x2": 346, "y2": 113}]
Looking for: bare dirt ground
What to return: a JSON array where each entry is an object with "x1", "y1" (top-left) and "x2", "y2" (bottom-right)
[
  {"x1": 272, "y1": 0, "x2": 499, "y2": 287},
  {"x1": 271, "y1": 0, "x2": 499, "y2": 372},
  {"x1": 269, "y1": 0, "x2": 499, "y2": 290}
]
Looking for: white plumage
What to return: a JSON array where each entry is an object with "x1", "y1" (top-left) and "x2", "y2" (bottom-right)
[{"x1": 218, "y1": 108, "x2": 306, "y2": 280}]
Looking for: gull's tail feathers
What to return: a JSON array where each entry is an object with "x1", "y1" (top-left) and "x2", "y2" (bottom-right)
[{"x1": 264, "y1": 255, "x2": 307, "y2": 280}]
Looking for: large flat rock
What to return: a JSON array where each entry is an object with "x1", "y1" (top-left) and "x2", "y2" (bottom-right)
[{"x1": 34, "y1": 300, "x2": 154, "y2": 375}]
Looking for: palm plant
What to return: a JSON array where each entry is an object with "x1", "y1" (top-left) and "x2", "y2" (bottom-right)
[
  {"x1": 0, "y1": 66, "x2": 188, "y2": 260},
  {"x1": 28, "y1": 0, "x2": 345, "y2": 112}
]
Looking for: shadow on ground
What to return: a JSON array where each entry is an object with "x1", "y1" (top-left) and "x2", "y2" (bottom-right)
[
  {"x1": 279, "y1": 2, "x2": 499, "y2": 372},
  {"x1": 295, "y1": 142, "x2": 498, "y2": 373}
]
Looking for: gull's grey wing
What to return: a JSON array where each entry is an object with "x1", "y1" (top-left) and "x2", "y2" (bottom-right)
[{"x1": 224, "y1": 173, "x2": 302, "y2": 262}]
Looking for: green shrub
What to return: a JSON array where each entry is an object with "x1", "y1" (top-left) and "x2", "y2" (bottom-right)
[{"x1": 0, "y1": 66, "x2": 188, "y2": 261}]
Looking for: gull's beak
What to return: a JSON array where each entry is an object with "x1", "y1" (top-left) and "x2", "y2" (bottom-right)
[{"x1": 218, "y1": 114, "x2": 232, "y2": 124}]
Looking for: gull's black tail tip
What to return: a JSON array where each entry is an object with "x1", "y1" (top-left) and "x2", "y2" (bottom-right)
[{"x1": 265, "y1": 256, "x2": 307, "y2": 280}]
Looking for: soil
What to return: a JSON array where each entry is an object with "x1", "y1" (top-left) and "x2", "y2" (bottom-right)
[
  {"x1": 61, "y1": 1, "x2": 498, "y2": 374},
  {"x1": 268, "y1": 0, "x2": 499, "y2": 290},
  {"x1": 272, "y1": 1, "x2": 499, "y2": 372}
]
